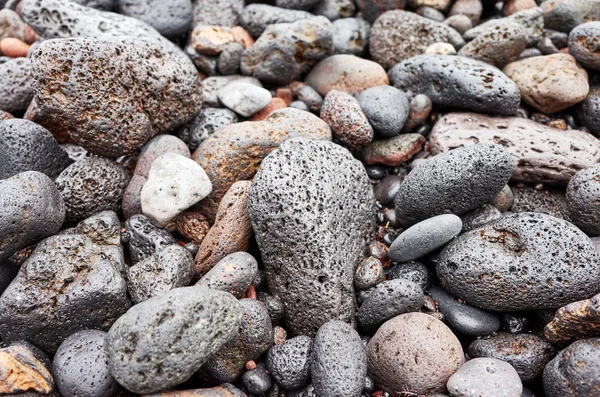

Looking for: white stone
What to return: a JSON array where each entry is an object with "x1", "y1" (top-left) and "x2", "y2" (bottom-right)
[{"x1": 217, "y1": 81, "x2": 272, "y2": 117}]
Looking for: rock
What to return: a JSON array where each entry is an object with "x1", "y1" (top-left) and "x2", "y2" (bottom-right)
[
  {"x1": 0, "y1": 342, "x2": 53, "y2": 394},
  {"x1": 249, "y1": 97, "x2": 287, "y2": 121},
  {"x1": 492, "y1": 185, "x2": 514, "y2": 212},
  {"x1": 116, "y1": 0, "x2": 192, "y2": 37},
  {"x1": 127, "y1": 245, "x2": 194, "y2": 304},
  {"x1": 353, "y1": 0, "x2": 403, "y2": 23},
  {"x1": 241, "y1": 17, "x2": 332, "y2": 85},
  {"x1": 458, "y1": 22, "x2": 527, "y2": 68},
  {"x1": 311, "y1": 320, "x2": 366, "y2": 397},
  {"x1": 354, "y1": 257, "x2": 384, "y2": 290},
  {"x1": 74, "y1": 210, "x2": 122, "y2": 247},
  {"x1": 196, "y1": 252, "x2": 258, "y2": 298},
  {"x1": 176, "y1": 108, "x2": 239, "y2": 152},
  {"x1": 332, "y1": 17, "x2": 370, "y2": 56},
  {"x1": 389, "y1": 214, "x2": 462, "y2": 262},
  {"x1": 267, "y1": 336, "x2": 312, "y2": 390},
  {"x1": 175, "y1": 211, "x2": 210, "y2": 245},
  {"x1": 239, "y1": 4, "x2": 313, "y2": 38},
  {"x1": 320, "y1": 90, "x2": 373, "y2": 150},
  {"x1": 0, "y1": 259, "x2": 19, "y2": 296},
  {"x1": 464, "y1": 7, "x2": 544, "y2": 47},
  {"x1": 218, "y1": 42, "x2": 244, "y2": 75},
  {"x1": 257, "y1": 292, "x2": 285, "y2": 325},
  {"x1": 141, "y1": 153, "x2": 212, "y2": 228},
  {"x1": 468, "y1": 333, "x2": 556, "y2": 382},
  {"x1": 543, "y1": 338, "x2": 600, "y2": 397},
  {"x1": 395, "y1": 143, "x2": 514, "y2": 226},
  {"x1": 71, "y1": 0, "x2": 114, "y2": 9},
  {"x1": 0, "y1": 119, "x2": 70, "y2": 180},
  {"x1": 544, "y1": 293, "x2": 600, "y2": 344},
  {"x1": 356, "y1": 86, "x2": 409, "y2": 138},
  {"x1": 305, "y1": 54, "x2": 388, "y2": 96},
  {"x1": 52, "y1": 330, "x2": 118, "y2": 397},
  {"x1": 444, "y1": 14, "x2": 472, "y2": 34},
  {"x1": 373, "y1": 175, "x2": 402, "y2": 206},
  {"x1": 193, "y1": 181, "x2": 253, "y2": 276},
  {"x1": 192, "y1": 108, "x2": 331, "y2": 222},
  {"x1": 568, "y1": 22, "x2": 600, "y2": 70},
  {"x1": 389, "y1": 55, "x2": 521, "y2": 116},
  {"x1": 193, "y1": 26, "x2": 238, "y2": 55},
  {"x1": 503, "y1": 0, "x2": 537, "y2": 15},
  {"x1": 447, "y1": 358, "x2": 523, "y2": 397},
  {"x1": 249, "y1": 139, "x2": 374, "y2": 336},
  {"x1": 437, "y1": 212, "x2": 600, "y2": 311},
  {"x1": 0, "y1": 58, "x2": 32, "y2": 114},
  {"x1": 0, "y1": 37, "x2": 30, "y2": 58},
  {"x1": 367, "y1": 313, "x2": 464, "y2": 395},
  {"x1": 242, "y1": 363, "x2": 272, "y2": 394},
  {"x1": 55, "y1": 157, "x2": 131, "y2": 223},
  {"x1": 106, "y1": 287, "x2": 241, "y2": 394},
  {"x1": 144, "y1": 384, "x2": 246, "y2": 397},
  {"x1": 0, "y1": 171, "x2": 65, "y2": 262},
  {"x1": 425, "y1": 41, "x2": 457, "y2": 55},
  {"x1": 448, "y1": 0, "x2": 482, "y2": 23},
  {"x1": 0, "y1": 9, "x2": 28, "y2": 41},
  {"x1": 503, "y1": 54, "x2": 589, "y2": 114},
  {"x1": 201, "y1": 76, "x2": 261, "y2": 107},
  {"x1": 567, "y1": 164, "x2": 600, "y2": 235},
  {"x1": 296, "y1": 85, "x2": 323, "y2": 112},
  {"x1": 358, "y1": 279, "x2": 424, "y2": 330},
  {"x1": 193, "y1": 0, "x2": 243, "y2": 27},
  {"x1": 0, "y1": 230, "x2": 130, "y2": 354},
  {"x1": 124, "y1": 214, "x2": 176, "y2": 263},
  {"x1": 386, "y1": 261, "x2": 430, "y2": 291},
  {"x1": 314, "y1": 0, "x2": 355, "y2": 21},
  {"x1": 30, "y1": 37, "x2": 201, "y2": 158},
  {"x1": 403, "y1": 94, "x2": 432, "y2": 132},
  {"x1": 362, "y1": 133, "x2": 425, "y2": 167},
  {"x1": 218, "y1": 82, "x2": 272, "y2": 117},
  {"x1": 576, "y1": 86, "x2": 600, "y2": 136},
  {"x1": 429, "y1": 112, "x2": 600, "y2": 185},
  {"x1": 202, "y1": 299, "x2": 273, "y2": 383},
  {"x1": 461, "y1": 204, "x2": 502, "y2": 232},
  {"x1": 276, "y1": 0, "x2": 319, "y2": 11},
  {"x1": 542, "y1": 0, "x2": 600, "y2": 33}
]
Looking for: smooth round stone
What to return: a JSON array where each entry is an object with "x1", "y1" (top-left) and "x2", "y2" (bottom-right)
[
  {"x1": 331, "y1": 17, "x2": 370, "y2": 56},
  {"x1": 357, "y1": 86, "x2": 410, "y2": 138},
  {"x1": 429, "y1": 286, "x2": 500, "y2": 336},
  {"x1": 389, "y1": 214, "x2": 462, "y2": 262},
  {"x1": 491, "y1": 185, "x2": 514, "y2": 212},
  {"x1": 242, "y1": 363, "x2": 272, "y2": 394},
  {"x1": 460, "y1": 204, "x2": 502, "y2": 232},
  {"x1": 566, "y1": 164, "x2": 600, "y2": 236},
  {"x1": 425, "y1": 42, "x2": 457, "y2": 55},
  {"x1": 386, "y1": 261, "x2": 430, "y2": 291},
  {"x1": 297, "y1": 85, "x2": 323, "y2": 113},
  {"x1": 362, "y1": 133, "x2": 426, "y2": 167},
  {"x1": 289, "y1": 100, "x2": 310, "y2": 111},
  {"x1": 366, "y1": 166, "x2": 386, "y2": 179},
  {"x1": 374, "y1": 175, "x2": 402, "y2": 206},
  {"x1": 52, "y1": 330, "x2": 118, "y2": 397},
  {"x1": 468, "y1": 333, "x2": 556, "y2": 382},
  {"x1": 447, "y1": 358, "x2": 523, "y2": 397},
  {"x1": 354, "y1": 257, "x2": 384, "y2": 290},
  {"x1": 116, "y1": 0, "x2": 193, "y2": 37},
  {"x1": 267, "y1": 335, "x2": 313, "y2": 390},
  {"x1": 418, "y1": 6, "x2": 446, "y2": 22},
  {"x1": 218, "y1": 81, "x2": 272, "y2": 117},
  {"x1": 196, "y1": 251, "x2": 258, "y2": 298}
]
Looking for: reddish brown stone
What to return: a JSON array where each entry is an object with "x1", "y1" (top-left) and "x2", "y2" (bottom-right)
[
  {"x1": 176, "y1": 211, "x2": 210, "y2": 245},
  {"x1": 403, "y1": 94, "x2": 432, "y2": 131},
  {"x1": 230, "y1": 26, "x2": 253, "y2": 49},
  {"x1": 273, "y1": 326, "x2": 287, "y2": 345},
  {"x1": 320, "y1": 90, "x2": 373, "y2": 151},
  {"x1": 276, "y1": 88, "x2": 293, "y2": 106},
  {"x1": 143, "y1": 385, "x2": 245, "y2": 397},
  {"x1": 544, "y1": 293, "x2": 600, "y2": 344},
  {"x1": 0, "y1": 37, "x2": 29, "y2": 57},
  {"x1": 503, "y1": 0, "x2": 536, "y2": 16},
  {"x1": 0, "y1": 344, "x2": 54, "y2": 395},
  {"x1": 249, "y1": 97, "x2": 286, "y2": 121},
  {"x1": 362, "y1": 133, "x2": 425, "y2": 166}
]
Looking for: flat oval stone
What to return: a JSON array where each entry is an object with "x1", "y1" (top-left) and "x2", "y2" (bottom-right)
[
  {"x1": 362, "y1": 133, "x2": 425, "y2": 167},
  {"x1": 218, "y1": 81, "x2": 272, "y2": 117},
  {"x1": 447, "y1": 358, "x2": 523, "y2": 397},
  {"x1": 566, "y1": 164, "x2": 600, "y2": 236},
  {"x1": 458, "y1": 21, "x2": 527, "y2": 68}
]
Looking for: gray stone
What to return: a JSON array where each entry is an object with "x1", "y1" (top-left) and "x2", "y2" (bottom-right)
[
  {"x1": 447, "y1": 358, "x2": 523, "y2": 397},
  {"x1": 437, "y1": 212, "x2": 600, "y2": 311},
  {"x1": 0, "y1": 58, "x2": 33, "y2": 114},
  {"x1": 0, "y1": 8, "x2": 29, "y2": 42},
  {"x1": 464, "y1": 7, "x2": 544, "y2": 47},
  {"x1": 0, "y1": 259, "x2": 19, "y2": 296},
  {"x1": 429, "y1": 286, "x2": 501, "y2": 336},
  {"x1": 461, "y1": 204, "x2": 502, "y2": 232},
  {"x1": 192, "y1": 0, "x2": 243, "y2": 27},
  {"x1": 257, "y1": 292, "x2": 285, "y2": 325},
  {"x1": 218, "y1": 42, "x2": 244, "y2": 75},
  {"x1": 127, "y1": 245, "x2": 194, "y2": 304},
  {"x1": 0, "y1": 119, "x2": 70, "y2": 180},
  {"x1": 276, "y1": 0, "x2": 319, "y2": 10},
  {"x1": 332, "y1": 17, "x2": 370, "y2": 56},
  {"x1": 313, "y1": 0, "x2": 356, "y2": 21},
  {"x1": 175, "y1": 108, "x2": 239, "y2": 152},
  {"x1": 240, "y1": 4, "x2": 313, "y2": 38},
  {"x1": 389, "y1": 55, "x2": 521, "y2": 116},
  {"x1": 196, "y1": 252, "x2": 258, "y2": 298},
  {"x1": 575, "y1": 85, "x2": 600, "y2": 136},
  {"x1": 568, "y1": 22, "x2": 600, "y2": 71},
  {"x1": 290, "y1": 100, "x2": 310, "y2": 111},
  {"x1": 218, "y1": 81, "x2": 272, "y2": 117},
  {"x1": 267, "y1": 335, "x2": 313, "y2": 390},
  {"x1": 418, "y1": 6, "x2": 445, "y2": 22},
  {"x1": 248, "y1": 139, "x2": 374, "y2": 336},
  {"x1": 116, "y1": 0, "x2": 193, "y2": 38},
  {"x1": 106, "y1": 287, "x2": 241, "y2": 394},
  {"x1": 354, "y1": 257, "x2": 384, "y2": 290},
  {"x1": 567, "y1": 165, "x2": 600, "y2": 236},
  {"x1": 385, "y1": 261, "x2": 430, "y2": 291},
  {"x1": 356, "y1": 0, "x2": 406, "y2": 23},
  {"x1": 124, "y1": 214, "x2": 177, "y2": 264},
  {"x1": 394, "y1": 143, "x2": 514, "y2": 227},
  {"x1": 444, "y1": 14, "x2": 472, "y2": 34},
  {"x1": 458, "y1": 21, "x2": 527, "y2": 68},
  {"x1": 357, "y1": 86, "x2": 410, "y2": 138},
  {"x1": 542, "y1": 0, "x2": 600, "y2": 33},
  {"x1": 52, "y1": 330, "x2": 119, "y2": 397},
  {"x1": 201, "y1": 76, "x2": 263, "y2": 108},
  {"x1": 75, "y1": 210, "x2": 122, "y2": 247},
  {"x1": 0, "y1": 171, "x2": 65, "y2": 262},
  {"x1": 297, "y1": 85, "x2": 323, "y2": 113},
  {"x1": 389, "y1": 214, "x2": 462, "y2": 262},
  {"x1": 242, "y1": 363, "x2": 272, "y2": 394},
  {"x1": 287, "y1": 384, "x2": 317, "y2": 397},
  {"x1": 71, "y1": 0, "x2": 114, "y2": 9},
  {"x1": 311, "y1": 320, "x2": 366, "y2": 397},
  {"x1": 357, "y1": 279, "x2": 424, "y2": 331}
]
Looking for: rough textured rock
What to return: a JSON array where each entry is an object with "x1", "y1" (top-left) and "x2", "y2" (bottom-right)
[
  {"x1": 193, "y1": 0, "x2": 243, "y2": 28},
  {"x1": 144, "y1": 385, "x2": 246, "y2": 397},
  {"x1": 357, "y1": 86, "x2": 410, "y2": 138},
  {"x1": 248, "y1": 139, "x2": 374, "y2": 336},
  {"x1": 542, "y1": 0, "x2": 600, "y2": 33},
  {"x1": 124, "y1": 214, "x2": 176, "y2": 263},
  {"x1": 362, "y1": 133, "x2": 425, "y2": 166},
  {"x1": 0, "y1": 58, "x2": 33, "y2": 114},
  {"x1": 566, "y1": 165, "x2": 600, "y2": 236},
  {"x1": 512, "y1": 185, "x2": 570, "y2": 221},
  {"x1": 311, "y1": 320, "x2": 366, "y2": 397},
  {"x1": 356, "y1": 0, "x2": 405, "y2": 23},
  {"x1": 458, "y1": 21, "x2": 527, "y2": 68},
  {"x1": 568, "y1": 21, "x2": 600, "y2": 71},
  {"x1": 218, "y1": 81, "x2": 272, "y2": 117},
  {"x1": 389, "y1": 55, "x2": 521, "y2": 116},
  {"x1": 461, "y1": 204, "x2": 502, "y2": 232},
  {"x1": 575, "y1": 85, "x2": 600, "y2": 136},
  {"x1": 369, "y1": 10, "x2": 464, "y2": 69},
  {"x1": 175, "y1": 108, "x2": 239, "y2": 152},
  {"x1": 354, "y1": 257, "x2": 385, "y2": 290},
  {"x1": 395, "y1": 143, "x2": 514, "y2": 226},
  {"x1": 30, "y1": 37, "x2": 201, "y2": 158},
  {"x1": 0, "y1": 342, "x2": 53, "y2": 395},
  {"x1": 320, "y1": 89, "x2": 373, "y2": 150},
  {"x1": 331, "y1": 17, "x2": 370, "y2": 56},
  {"x1": 196, "y1": 252, "x2": 258, "y2": 298},
  {"x1": 314, "y1": 0, "x2": 355, "y2": 21},
  {"x1": 437, "y1": 212, "x2": 600, "y2": 311},
  {"x1": 464, "y1": 7, "x2": 543, "y2": 47},
  {"x1": 266, "y1": 336, "x2": 312, "y2": 390},
  {"x1": 239, "y1": 4, "x2": 313, "y2": 38},
  {"x1": 367, "y1": 313, "x2": 464, "y2": 395},
  {"x1": 116, "y1": 0, "x2": 193, "y2": 38},
  {"x1": 0, "y1": 171, "x2": 65, "y2": 262},
  {"x1": 544, "y1": 293, "x2": 600, "y2": 344},
  {"x1": 0, "y1": 119, "x2": 71, "y2": 180},
  {"x1": 430, "y1": 112, "x2": 600, "y2": 184},
  {"x1": 106, "y1": 287, "x2": 241, "y2": 394},
  {"x1": 447, "y1": 358, "x2": 523, "y2": 397},
  {"x1": 386, "y1": 261, "x2": 430, "y2": 291}
]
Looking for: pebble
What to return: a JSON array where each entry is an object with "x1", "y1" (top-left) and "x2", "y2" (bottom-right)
[
  {"x1": 544, "y1": 292, "x2": 600, "y2": 344},
  {"x1": 418, "y1": 6, "x2": 446, "y2": 22},
  {"x1": 314, "y1": 0, "x2": 355, "y2": 21},
  {"x1": 239, "y1": 4, "x2": 312, "y2": 38},
  {"x1": 127, "y1": 244, "x2": 194, "y2": 304},
  {"x1": 444, "y1": 14, "x2": 472, "y2": 34},
  {"x1": 575, "y1": 85, "x2": 600, "y2": 135},
  {"x1": 248, "y1": 139, "x2": 374, "y2": 336},
  {"x1": 242, "y1": 363, "x2": 272, "y2": 394},
  {"x1": 356, "y1": 0, "x2": 405, "y2": 23},
  {"x1": 389, "y1": 55, "x2": 521, "y2": 116},
  {"x1": 305, "y1": 54, "x2": 389, "y2": 96},
  {"x1": 52, "y1": 330, "x2": 119, "y2": 397},
  {"x1": 389, "y1": 214, "x2": 462, "y2": 262},
  {"x1": 367, "y1": 313, "x2": 464, "y2": 395},
  {"x1": 503, "y1": 0, "x2": 537, "y2": 15},
  {"x1": 249, "y1": 97, "x2": 287, "y2": 121},
  {"x1": 354, "y1": 257, "x2": 385, "y2": 290},
  {"x1": 430, "y1": 112, "x2": 600, "y2": 185},
  {"x1": 395, "y1": 143, "x2": 514, "y2": 226},
  {"x1": 437, "y1": 212, "x2": 600, "y2": 311},
  {"x1": 425, "y1": 41, "x2": 457, "y2": 55},
  {"x1": 357, "y1": 86, "x2": 410, "y2": 138},
  {"x1": 448, "y1": 0, "x2": 482, "y2": 23},
  {"x1": 196, "y1": 252, "x2": 258, "y2": 298},
  {"x1": 320, "y1": 89, "x2": 374, "y2": 150},
  {"x1": 55, "y1": 157, "x2": 131, "y2": 223},
  {"x1": 332, "y1": 17, "x2": 370, "y2": 56},
  {"x1": 543, "y1": 337, "x2": 600, "y2": 397},
  {"x1": 144, "y1": 385, "x2": 246, "y2": 397},
  {"x1": 192, "y1": 0, "x2": 243, "y2": 28},
  {"x1": 267, "y1": 335, "x2": 313, "y2": 390},
  {"x1": 403, "y1": 94, "x2": 432, "y2": 132},
  {"x1": 564, "y1": 164, "x2": 600, "y2": 233},
  {"x1": 296, "y1": 85, "x2": 323, "y2": 112},
  {"x1": 0, "y1": 342, "x2": 53, "y2": 395},
  {"x1": 201, "y1": 75, "x2": 262, "y2": 107},
  {"x1": 116, "y1": 0, "x2": 193, "y2": 37},
  {"x1": 0, "y1": 8, "x2": 28, "y2": 41},
  {"x1": 0, "y1": 58, "x2": 32, "y2": 114},
  {"x1": 276, "y1": 0, "x2": 320, "y2": 11},
  {"x1": 373, "y1": 174, "x2": 403, "y2": 205},
  {"x1": 311, "y1": 320, "x2": 367, "y2": 397},
  {"x1": 362, "y1": 133, "x2": 426, "y2": 166},
  {"x1": 0, "y1": 37, "x2": 30, "y2": 57},
  {"x1": 191, "y1": 25, "x2": 237, "y2": 56},
  {"x1": 542, "y1": 0, "x2": 600, "y2": 33},
  {"x1": 446, "y1": 357, "x2": 523, "y2": 397},
  {"x1": 106, "y1": 287, "x2": 241, "y2": 394},
  {"x1": 124, "y1": 214, "x2": 176, "y2": 263},
  {"x1": 464, "y1": 7, "x2": 544, "y2": 47},
  {"x1": 257, "y1": 292, "x2": 285, "y2": 325},
  {"x1": 460, "y1": 204, "x2": 502, "y2": 232},
  {"x1": 218, "y1": 42, "x2": 244, "y2": 75},
  {"x1": 568, "y1": 22, "x2": 600, "y2": 70},
  {"x1": 458, "y1": 21, "x2": 527, "y2": 68},
  {"x1": 0, "y1": 171, "x2": 65, "y2": 262},
  {"x1": 503, "y1": 54, "x2": 589, "y2": 114},
  {"x1": 468, "y1": 333, "x2": 556, "y2": 382},
  {"x1": 218, "y1": 81, "x2": 272, "y2": 117},
  {"x1": 369, "y1": 10, "x2": 464, "y2": 69},
  {"x1": 386, "y1": 261, "x2": 430, "y2": 290},
  {"x1": 491, "y1": 185, "x2": 514, "y2": 211},
  {"x1": 176, "y1": 108, "x2": 239, "y2": 152}
]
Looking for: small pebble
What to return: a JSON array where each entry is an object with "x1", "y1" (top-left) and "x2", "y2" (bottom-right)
[
  {"x1": 218, "y1": 81, "x2": 272, "y2": 117},
  {"x1": 447, "y1": 357, "x2": 523, "y2": 397}
]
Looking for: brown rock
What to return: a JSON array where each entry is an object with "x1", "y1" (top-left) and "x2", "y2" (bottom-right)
[
  {"x1": 544, "y1": 293, "x2": 600, "y2": 344},
  {"x1": 276, "y1": 88, "x2": 293, "y2": 105},
  {"x1": 0, "y1": 344, "x2": 53, "y2": 395},
  {"x1": 193, "y1": 181, "x2": 253, "y2": 276},
  {"x1": 304, "y1": 54, "x2": 388, "y2": 96},
  {"x1": 0, "y1": 37, "x2": 29, "y2": 57},
  {"x1": 503, "y1": 0, "x2": 537, "y2": 16},
  {"x1": 320, "y1": 90, "x2": 373, "y2": 150},
  {"x1": 230, "y1": 26, "x2": 253, "y2": 49},
  {"x1": 176, "y1": 211, "x2": 210, "y2": 245},
  {"x1": 403, "y1": 94, "x2": 432, "y2": 131},
  {"x1": 24, "y1": 98, "x2": 73, "y2": 144},
  {"x1": 0, "y1": 110, "x2": 13, "y2": 120},
  {"x1": 363, "y1": 133, "x2": 425, "y2": 166},
  {"x1": 143, "y1": 385, "x2": 245, "y2": 397},
  {"x1": 191, "y1": 25, "x2": 236, "y2": 55},
  {"x1": 430, "y1": 112, "x2": 600, "y2": 184},
  {"x1": 192, "y1": 108, "x2": 331, "y2": 221},
  {"x1": 249, "y1": 97, "x2": 287, "y2": 121},
  {"x1": 503, "y1": 54, "x2": 589, "y2": 114}
]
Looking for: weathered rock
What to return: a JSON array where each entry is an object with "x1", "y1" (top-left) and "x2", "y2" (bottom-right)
[
  {"x1": 566, "y1": 164, "x2": 600, "y2": 235},
  {"x1": 320, "y1": 90, "x2": 373, "y2": 150},
  {"x1": 276, "y1": 0, "x2": 319, "y2": 10},
  {"x1": 144, "y1": 384, "x2": 246, "y2": 397},
  {"x1": 124, "y1": 214, "x2": 176, "y2": 263},
  {"x1": 354, "y1": 257, "x2": 384, "y2": 290},
  {"x1": 176, "y1": 211, "x2": 210, "y2": 245},
  {"x1": 331, "y1": 17, "x2": 370, "y2": 56},
  {"x1": 386, "y1": 261, "x2": 430, "y2": 291},
  {"x1": 447, "y1": 358, "x2": 523, "y2": 397},
  {"x1": 193, "y1": 0, "x2": 243, "y2": 27},
  {"x1": 576, "y1": 85, "x2": 600, "y2": 136},
  {"x1": 568, "y1": 21, "x2": 600, "y2": 71},
  {"x1": 356, "y1": 0, "x2": 405, "y2": 23},
  {"x1": 461, "y1": 204, "x2": 502, "y2": 232},
  {"x1": 464, "y1": 7, "x2": 544, "y2": 47},
  {"x1": 218, "y1": 81, "x2": 272, "y2": 117},
  {"x1": 267, "y1": 336, "x2": 312, "y2": 390},
  {"x1": 0, "y1": 58, "x2": 33, "y2": 114},
  {"x1": 176, "y1": 108, "x2": 239, "y2": 152},
  {"x1": 544, "y1": 293, "x2": 600, "y2": 344},
  {"x1": 458, "y1": 21, "x2": 527, "y2": 68},
  {"x1": 74, "y1": 210, "x2": 122, "y2": 247},
  {"x1": 239, "y1": 4, "x2": 312, "y2": 38},
  {"x1": 218, "y1": 42, "x2": 244, "y2": 75},
  {"x1": 362, "y1": 133, "x2": 425, "y2": 167},
  {"x1": 242, "y1": 363, "x2": 272, "y2": 394},
  {"x1": 116, "y1": 0, "x2": 192, "y2": 37},
  {"x1": 430, "y1": 112, "x2": 600, "y2": 184},
  {"x1": 196, "y1": 252, "x2": 258, "y2": 298},
  {"x1": 389, "y1": 55, "x2": 521, "y2": 115},
  {"x1": 314, "y1": 0, "x2": 355, "y2": 21},
  {"x1": 193, "y1": 26, "x2": 238, "y2": 56},
  {"x1": 248, "y1": 139, "x2": 374, "y2": 336},
  {"x1": 0, "y1": 9, "x2": 28, "y2": 41},
  {"x1": 542, "y1": 0, "x2": 600, "y2": 33},
  {"x1": 357, "y1": 86, "x2": 410, "y2": 138},
  {"x1": 448, "y1": 0, "x2": 482, "y2": 23},
  {"x1": 437, "y1": 212, "x2": 600, "y2": 311},
  {"x1": 0, "y1": 342, "x2": 53, "y2": 395},
  {"x1": 106, "y1": 287, "x2": 241, "y2": 394}
]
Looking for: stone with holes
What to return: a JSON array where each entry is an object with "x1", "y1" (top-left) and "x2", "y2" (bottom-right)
[
  {"x1": 0, "y1": 58, "x2": 33, "y2": 114},
  {"x1": 239, "y1": 4, "x2": 313, "y2": 38},
  {"x1": 116, "y1": 0, "x2": 192, "y2": 38},
  {"x1": 447, "y1": 358, "x2": 522, "y2": 397},
  {"x1": 266, "y1": 336, "x2": 312, "y2": 390},
  {"x1": 566, "y1": 164, "x2": 600, "y2": 236},
  {"x1": 196, "y1": 252, "x2": 258, "y2": 298}
]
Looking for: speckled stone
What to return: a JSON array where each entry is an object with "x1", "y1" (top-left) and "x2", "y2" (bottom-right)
[
  {"x1": 460, "y1": 204, "x2": 502, "y2": 232},
  {"x1": 362, "y1": 133, "x2": 425, "y2": 167},
  {"x1": 458, "y1": 21, "x2": 527, "y2": 68},
  {"x1": 116, "y1": 0, "x2": 192, "y2": 37},
  {"x1": 124, "y1": 214, "x2": 176, "y2": 264},
  {"x1": 357, "y1": 86, "x2": 410, "y2": 138},
  {"x1": 386, "y1": 261, "x2": 430, "y2": 291},
  {"x1": 0, "y1": 58, "x2": 33, "y2": 114},
  {"x1": 320, "y1": 90, "x2": 373, "y2": 150},
  {"x1": 447, "y1": 358, "x2": 523, "y2": 397},
  {"x1": 465, "y1": 7, "x2": 543, "y2": 47},
  {"x1": 267, "y1": 336, "x2": 312, "y2": 390},
  {"x1": 542, "y1": 0, "x2": 600, "y2": 33},
  {"x1": 566, "y1": 165, "x2": 600, "y2": 236},
  {"x1": 239, "y1": 4, "x2": 313, "y2": 38},
  {"x1": 196, "y1": 252, "x2": 258, "y2": 298},
  {"x1": 332, "y1": 17, "x2": 370, "y2": 56},
  {"x1": 544, "y1": 292, "x2": 600, "y2": 344},
  {"x1": 568, "y1": 21, "x2": 600, "y2": 71},
  {"x1": 354, "y1": 257, "x2": 385, "y2": 290}
]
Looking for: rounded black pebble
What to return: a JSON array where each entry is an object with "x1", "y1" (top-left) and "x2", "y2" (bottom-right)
[
  {"x1": 242, "y1": 363, "x2": 273, "y2": 394},
  {"x1": 374, "y1": 175, "x2": 403, "y2": 206},
  {"x1": 366, "y1": 165, "x2": 387, "y2": 179},
  {"x1": 124, "y1": 214, "x2": 176, "y2": 263},
  {"x1": 267, "y1": 335, "x2": 313, "y2": 390}
]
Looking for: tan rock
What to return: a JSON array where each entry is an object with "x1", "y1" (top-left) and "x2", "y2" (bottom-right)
[
  {"x1": 503, "y1": 0, "x2": 537, "y2": 16},
  {"x1": 0, "y1": 344, "x2": 54, "y2": 394},
  {"x1": 544, "y1": 293, "x2": 600, "y2": 344},
  {"x1": 0, "y1": 37, "x2": 30, "y2": 57},
  {"x1": 230, "y1": 26, "x2": 253, "y2": 48},
  {"x1": 191, "y1": 25, "x2": 236, "y2": 55}
]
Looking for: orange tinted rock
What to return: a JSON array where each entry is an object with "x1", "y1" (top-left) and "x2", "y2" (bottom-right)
[
  {"x1": 276, "y1": 88, "x2": 293, "y2": 105},
  {"x1": 503, "y1": 0, "x2": 536, "y2": 16},
  {"x1": 544, "y1": 293, "x2": 600, "y2": 344},
  {"x1": 0, "y1": 110, "x2": 13, "y2": 120},
  {"x1": 191, "y1": 25, "x2": 235, "y2": 55},
  {"x1": 0, "y1": 37, "x2": 30, "y2": 57},
  {"x1": 249, "y1": 97, "x2": 286, "y2": 121},
  {"x1": 24, "y1": 98, "x2": 74, "y2": 144},
  {"x1": 143, "y1": 385, "x2": 245, "y2": 397},
  {"x1": 176, "y1": 211, "x2": 210, "y2": 245},
  {"x1": 231, "y1": 26, "x2": 253, "y2": 48},
  {"x1": 0, "y1": 344, "x2": 54, "y2": 394}
]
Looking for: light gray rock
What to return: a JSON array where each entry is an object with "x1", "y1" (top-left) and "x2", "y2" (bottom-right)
[
  {"x1": 175, "y1": 108, "x2": 239, "y2": 152},
  {"x1": 116, "y1": 0, "x2": 193, "y2": 38},
  {"x1": 357, "y1": 86, "x2": 410, "y2": 138},
  {"x1": 196, "y1": 252, "x2": 258, "y2": 298},
  {"x1": 192, "y1": 0, "x2": 243, "y2": 27},
  {"x1": 313, "y1": 0, "x2": 355, "y2": 21},
  {"x1": 240, "y1": 4, "x2": 313, "y2": 38},
  {"x1": 0, "y1": 58, "x2": 33, "y2": 114},
  {"x1": 464, "y1": 7, "x2": 544, "y2": 47},
  {"x1": 567, "y1": 164, "x2": 600, "y2": 236},
  {"x1": 332, "y1": 17, "x2": 370, "y2": 56},
  {"x1": 218, "y1": 81, "x2": 272, "y2": 117},
  {"x1": 447, "y1": 358, "x2": 522, "y2": 397},
  {"x1": 542, "y1": 0, "x2": 600, "y2": 33}
]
